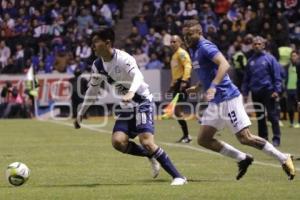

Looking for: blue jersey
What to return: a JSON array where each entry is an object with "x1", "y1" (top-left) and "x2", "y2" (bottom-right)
[
  {"x1": 189, "y1": 39, "x2": 240, "y2": 103},
  {"x1": 242, "y1": 52, "x2": 282, "y2": 95}
]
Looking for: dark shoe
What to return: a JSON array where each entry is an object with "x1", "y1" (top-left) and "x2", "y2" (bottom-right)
[
  {"x1": 272, "y1": 139, "x2": 280, "y2": 147},
  {"x1": 236, "y1": 155, "x2": 254, "y2": 180}
]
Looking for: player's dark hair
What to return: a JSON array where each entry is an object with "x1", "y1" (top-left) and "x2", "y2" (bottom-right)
[
  {"x1": 92, "y1": 28, "x2": 115, "y2": 46},
  {"x1": 183, "y1": 19, "x2": 202, "y2": 33}
]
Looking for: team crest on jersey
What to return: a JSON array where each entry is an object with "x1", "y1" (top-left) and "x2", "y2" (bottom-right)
[
  {"x1": 262, "y1": 61, "x2": 266, "y2": 66},
  {"x1": 250, "y1": 61, "x2": 255, "y2": 66}
]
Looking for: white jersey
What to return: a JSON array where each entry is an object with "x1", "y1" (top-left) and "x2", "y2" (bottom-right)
[
  {"x1": 78, "y1": 49, "x2": 152, "y2": 116},
  {"x1": 90, "y1": 49, "x2": 151, "y2": 100}
]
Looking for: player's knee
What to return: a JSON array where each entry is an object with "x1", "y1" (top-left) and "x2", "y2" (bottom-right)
[
  {"x1": 237, "y1": 133, "x2": 251, "y2": 145},
  {"x1": 140, "y1": 139, "x2": 156, "y2": 152},
  {"x1": 112, "y1": 139, "x2": 127, "y2": 153},
  {"x1": 197, "y1": 136, "x2": 208, "y2": 147}
]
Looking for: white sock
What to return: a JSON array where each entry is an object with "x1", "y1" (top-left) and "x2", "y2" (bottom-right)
[
  {"x1": 262, "y1": 142, "x2": 288, "y2": 164},
  {"x1": 220, "y1": 142, "x2": 247, "y2": 162}
]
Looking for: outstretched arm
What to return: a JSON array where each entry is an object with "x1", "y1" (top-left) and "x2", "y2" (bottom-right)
[{"x1": 74, "y1": 66, "x2": 102, "y2": 129}]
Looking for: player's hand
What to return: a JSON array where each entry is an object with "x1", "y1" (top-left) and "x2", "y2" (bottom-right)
[
  {"x1": 122, "y1": 91, "x2": 135, "y2": 102},
  {"x1": 205, "y1": 87, "x2": 216, "y2": 101},
  {"x1": 186, "y1": 85, "x2": 200, "y2": 95},
  {"x1": 271, "y1": 92, "x2": 279, "y2": 99},
  {"x1": 74, "y1": 115, "x2": 83, "y2": 129},
  {"x1": 179, "y1": 81, "x2": 188, "y2": 92}
]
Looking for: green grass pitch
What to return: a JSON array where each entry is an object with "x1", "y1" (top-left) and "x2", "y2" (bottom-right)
[{"x1": 0, "y1": 118, "x2": 299, "y2": 200}]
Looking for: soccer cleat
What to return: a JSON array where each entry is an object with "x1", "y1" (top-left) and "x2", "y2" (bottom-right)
[
  {"x1": 293, "y1": 124, "x2": 300, "y2": 128},
  {"x1": 236, "y1": 155, "x2": 253, "y2": 180},
  {"x1": 177, "y1": 136, "x2": 192, "y2": 143},
  {"x1": 282, "y1": 154, "x2": 296, "y2": 180},
  {"x1": 170, "y1": 177, "x2": 187, "y2": 186},
  {"x1": 148, "y1": 158, "x2": 160, "y2": 178}
]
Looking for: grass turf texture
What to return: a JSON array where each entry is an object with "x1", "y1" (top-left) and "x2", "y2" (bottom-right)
[{"x1": 0, "y1": 118, "x2": 299, "y2": 200}]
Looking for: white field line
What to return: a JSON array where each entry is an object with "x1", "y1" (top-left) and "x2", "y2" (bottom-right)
[{"x1": 45, "y1": 120, "x2": 300, "y2": 171}]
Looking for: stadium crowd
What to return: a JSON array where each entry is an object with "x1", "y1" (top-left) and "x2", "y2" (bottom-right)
[{"x1": 0, "y1": 0, "x2": 124, "y2": 74}]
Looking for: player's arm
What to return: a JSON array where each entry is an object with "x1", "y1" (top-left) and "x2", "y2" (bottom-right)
[
  {"x1": 269, "y1": 56, "x2": 282, "y2": 98},
  {"x1": 179, "y1": 51, "x2": 192, "y2": 91},
  {"x1": 122, "y1": 58, "x2": 144, "y2": 102},
  {"x1": 74, "y1": 66, "x2": 102, "y2": 129},
  {"x1": 180, "y1": 51, "x2": 192, "y2": 82},
  {"x1": 204, "y1": 52, "x2": 230, "y2": 101},
  {"x1": 211, "y1": 53, "x2": 230, "y2": 85}
]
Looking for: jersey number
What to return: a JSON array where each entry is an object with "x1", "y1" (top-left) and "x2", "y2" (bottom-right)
[
  {"x1": 136, "y1": 112, "x2": 147, "y2": 126},
  {"x1": 228, "y1": 111, "x2": 237, "y2": 126}
]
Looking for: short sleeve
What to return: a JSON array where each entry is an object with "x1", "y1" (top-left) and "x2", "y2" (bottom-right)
[{"x1": 202, "y1": 42, "x2": 220, "y2": 61}]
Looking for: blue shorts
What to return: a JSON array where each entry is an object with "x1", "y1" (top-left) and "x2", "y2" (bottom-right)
[{"x1": 113, "y1": 100, "x2": 154, "y2": 139}]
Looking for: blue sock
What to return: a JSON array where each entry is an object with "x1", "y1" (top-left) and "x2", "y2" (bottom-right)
[
  {"x1": 125, "y1": 141, "x2": 150, "y2": 157},
  {"x1": 152, "y1": 147, "x2": 182, "y2": 178}
]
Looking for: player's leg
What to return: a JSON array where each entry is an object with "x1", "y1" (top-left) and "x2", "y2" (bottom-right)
[
  {"x1": 175, "y1": 105, "x2": 191, "y2": 143},
  {"x1": 173, "y1": 80, "x2": 191, "y2": 143},
  {"x1": 197, "y1": 125, "x2": 252, "y2": 180},
  {"x1": 112, "y1": 111, "x2": 150, "y2": 157},
  {"x1": 236, "y1": 128, "x2": 295, "y2": 180},
  {"x1": 265, "y1": 96, "x2": 281, "y2": 146},
  {"x1": 252, "y1": 93, "x2": 269, "y2": 140},
  {"x1": 138, "y1": 132, "x2": 187, "y2": 185},
  {"x1": 112, "y1": 131, "x2": 149, "y2": 157},
  {"x1": 226, "y1": 96, "x2": 295, "y2": 180}
]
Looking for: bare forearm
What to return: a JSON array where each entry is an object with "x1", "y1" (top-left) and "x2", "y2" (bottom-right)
[
  {"x1": 212, "y1": 62, "x2": 230, "y2": 85},
  {"x1": 78, "y1": 85, "x2": 99, "y2": 116}
]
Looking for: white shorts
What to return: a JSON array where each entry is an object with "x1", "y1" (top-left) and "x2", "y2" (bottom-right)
[{"x1": 201, "y1": 95, "x2": 251, "y2": 134}]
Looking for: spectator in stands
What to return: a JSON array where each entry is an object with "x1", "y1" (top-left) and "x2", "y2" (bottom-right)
[
  {"x1": 164, "y1": 15, "x2": 180, "y2": 35},
  {"x1": 161, "y1": 29, "x2": 171, "y2": 46},
  {"x1": 242, "y1": 34, "x2": 254, "y2": 58},
  {"x1": 134, "y1": 15, "x2": 149, "y2": 37},
  {"x1": 133, "y1": 48, "x2": 149, "y2": 69},
  {"x1": 199, "y1": 3, "x2": 217, "y2": 27},
  {"x1": 76, "y1": 40, "x2": 92, "y2": 64},
  {"x1": 93, "y1": 0, "x2": 113, "y2": 27},
  {"x1": 145, "y1": 52, "x2": 164, "y2": 70},
  {"x1": 145, "y1": 27, "x2": 158, "y2": 46},
  {"x1": 149, "y1": 34, "x2": 164, "y2": 59},
  {"x1": 76, "y1": 8, "x2": 94, "y2": 36},
  {"x1": 245, "y1": 9, "x2": 261, "y2": 35},
  {"x1": 181, "y1": 2, "x2": 198, "y2": 23},
  {"x1": 128, "y1": 26, "x2": 142, "y2": 46},
  {"x1": 14, "y1": 44, "x2": 25, "y2": 73},
  {"x1": 0, "y1": 40, "x2": 11, "y2": 70},
  {"x1": 1, "y1": 86, "x2": 27, "y2": 118}
]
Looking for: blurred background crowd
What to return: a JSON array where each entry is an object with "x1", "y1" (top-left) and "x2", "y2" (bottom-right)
[{"x1": 0, "y1": 0, "x2": 299, "y2": 123}]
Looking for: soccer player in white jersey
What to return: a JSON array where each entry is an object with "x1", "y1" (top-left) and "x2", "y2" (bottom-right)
[
  {"x1": 183, "y1": 20, "x2": 295, "y2": 180},
  {"x1": 73, "y1": 28, "x2": 187, "y2": 185}
]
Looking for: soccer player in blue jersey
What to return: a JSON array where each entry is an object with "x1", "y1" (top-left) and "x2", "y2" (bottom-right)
[
  {"x1": 73, "y1": 28, "x2": 187, "y2": 185},
  {"x1": 183, "y1": 20, "x2": 295, "y2": 180}
]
